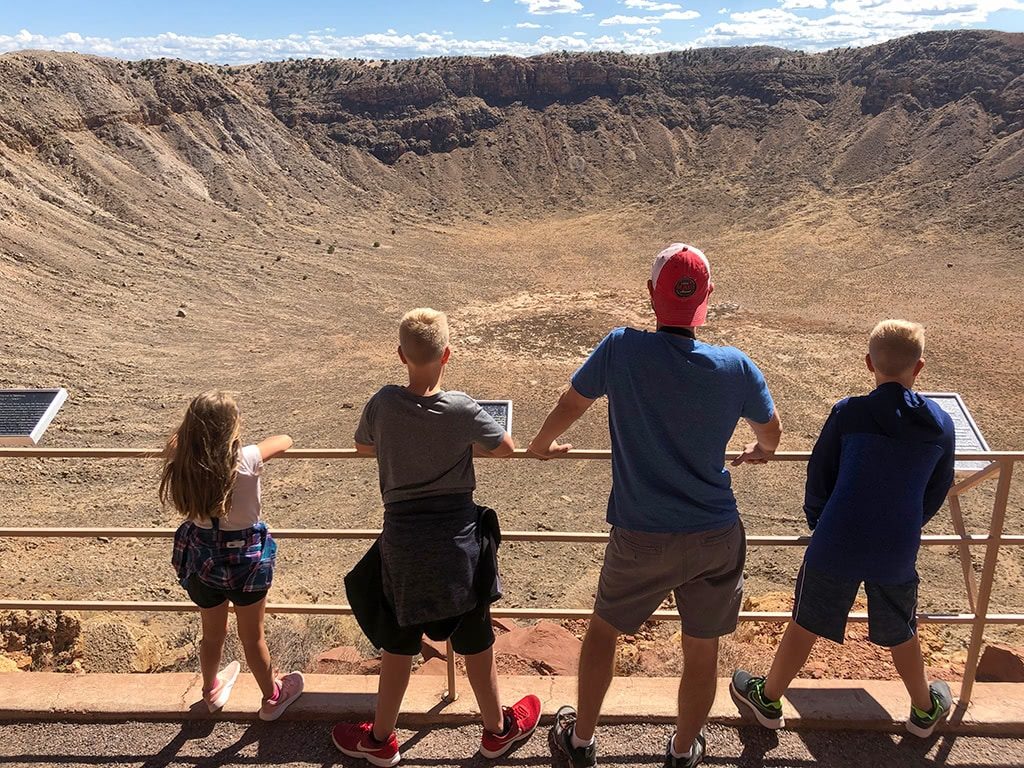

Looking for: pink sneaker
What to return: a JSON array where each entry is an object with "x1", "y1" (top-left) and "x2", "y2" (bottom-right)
[
  {"x1": 258, "y1": 671, "x2": 305, "y2": 721},
  {"x1": 204, "y1": 661, "x2": 241, "y2": 713}
]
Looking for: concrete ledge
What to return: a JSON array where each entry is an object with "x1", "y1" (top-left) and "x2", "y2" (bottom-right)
[{"x1": 1, "y1": 673, "x2": 1022, "y2": 735}]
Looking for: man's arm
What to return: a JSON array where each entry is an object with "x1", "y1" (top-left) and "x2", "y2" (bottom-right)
[
  {"x1": 731, "y1": 411, "x2": 783, "y2": 466},
  {"x1": 528, "y1": 386, "x2": 596, "y2": 459},
  {"x1": 354, "y1": 442, "x2": 377, "y2": 457}
]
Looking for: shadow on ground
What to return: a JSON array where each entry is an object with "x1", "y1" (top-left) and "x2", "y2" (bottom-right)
[{"x1": 1, "y1": 721, "x2": 1022, "y2": 768}]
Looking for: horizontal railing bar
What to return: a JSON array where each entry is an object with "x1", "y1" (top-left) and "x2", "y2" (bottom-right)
[
  {"x1": 2, "y1": 600, "x2": 1019, "y2": 625},
  {"x1": 1, "y1": 527, "x2": 1021, "y2": 546},
  {"x1": 0, "y1": 448, "x2": 1020, "y2": 461}
]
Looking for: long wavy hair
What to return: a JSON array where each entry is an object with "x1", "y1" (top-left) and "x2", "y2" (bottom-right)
[{"x1": 159, "y1": 390, "x2": 242, "y2": 523}]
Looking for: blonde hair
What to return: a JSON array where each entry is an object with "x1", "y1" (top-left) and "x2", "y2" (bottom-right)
[
  {"x1": 868, "y1": 319, "x2": 925, "y2": 377},
  {"x1": 399, "y1": 308, "x2": 449, "y2": 365},
  {"x1": 159, "y1": 390, "x2": 242, "y2": 523}
]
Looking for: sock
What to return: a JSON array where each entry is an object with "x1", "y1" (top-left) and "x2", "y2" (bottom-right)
[
  {"x1": 670, "y1": 734, "x2": 693, "y2": 760},
  {"x1": 498, "y1": 713, "x2": 513, "y2": 737},
  {"x1": 570, "y1": 727, "x2": 595, "y2": 750},
  {"x1": 267, "y1": 682, "x2": 281, "y2": 704}
]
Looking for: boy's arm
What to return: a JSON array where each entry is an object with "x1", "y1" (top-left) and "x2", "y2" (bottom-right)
[
  {"x1": 528, "y1": 386, "x2": 596, "y2": 459},
  {"x1": 474, "y1": 432, "x2": 515, "y2": 458},
  {"x1": 353, "y1": 396, "x2": 377, "y2": 457},
  {"x1": 257, "y1": 434, "x2": 293, "y2": 461},
  {"x1": 922, "y1": 422, "x2": 956, "y2": 524},
  {"x1": 803, "y1": 405, "x2": 843, "y2": 530}
]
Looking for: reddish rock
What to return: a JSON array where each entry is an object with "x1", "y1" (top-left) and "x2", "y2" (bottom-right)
[
  {"x1": 491, "y1": 617, "x2": 519, "y2": 634},
  {"x1": 493, "y1": 621, "x2": 581, "y2": 676},
  {"x1": 315, "y1": 646, "x2": 362, "y2": 667},
  {"x1": 414, "y1": 658, "x2": 449, "y2": 676},
  {"x1": 977, "y1": 643, "x2": 1024, "y2": 682},
  {"x1": 356, "y1": 658, "x2": 382, "y2": 675}
]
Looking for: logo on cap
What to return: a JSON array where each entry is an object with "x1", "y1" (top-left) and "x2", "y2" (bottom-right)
[{"x1": 674, "y1": 277, "x2": 697, "y2": 298}]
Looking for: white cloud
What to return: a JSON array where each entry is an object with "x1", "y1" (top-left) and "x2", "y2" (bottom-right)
[
  {"x1": 600, "y1": 14, "x2": 659, "y2": 23},
  {"x1": 0, "y1": 27, "x2": 701, "y2": 60},
  {"x1": 718, "y1": 6, "x2": 730, "y2": 12},
  {"x1": 781, "y1": 0, "x2": 827, "y2": 8},
  {"x1": 516, "y1": 22, "x2": 543, "y2": 28},
  {"x1": 600, "y1": 9, "x2": 700, "y2": 23},
  {"x1": 697, "y1": 0, "x2": 1024, "y2": 49},
  {"x1": 623, "y1": 0, "x2": 681, "y2": 9},
  {"x1": 515, "y1": 0, "x2": 584, "y2": 14}
]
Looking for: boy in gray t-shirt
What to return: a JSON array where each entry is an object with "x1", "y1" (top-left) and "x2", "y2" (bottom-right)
[{"x1": 332, "y1": 308, "x2": 542, "y2": 765}]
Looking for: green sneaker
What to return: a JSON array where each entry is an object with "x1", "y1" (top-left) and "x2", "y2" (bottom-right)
[
  {"x1": 906, "y1": 681, "x2": 953, "y2": 738},
  {"x1": 730, "y1": 669, "x2": 785, "y2": 729}
]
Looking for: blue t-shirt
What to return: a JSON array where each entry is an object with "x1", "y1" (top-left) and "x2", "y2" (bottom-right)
[
  {"x1": 571, "y1": 327, "x2": 775, "y2": 533},
  {"x1": 803, "y1": 383, "x2": 956, "y2": 583}
]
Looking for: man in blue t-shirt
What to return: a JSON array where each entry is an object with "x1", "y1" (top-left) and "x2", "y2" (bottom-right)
[
  {"x1": 528, "y1": 243, "x2": 782, "y2": 768},
  {"x1": 731, "y1": 319, "x2": 956, "y2": 739}
]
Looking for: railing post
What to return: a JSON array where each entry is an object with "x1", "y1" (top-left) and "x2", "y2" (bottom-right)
[
  {"x1": 958, "y1": 459, "x2": 1013, "y2": 708},
  {"x1": 443, "y1": 639, "x2": 458, "y2": 703},
  {"x1": 947, "y1": 492, "x2": 980, "y2": 611}
]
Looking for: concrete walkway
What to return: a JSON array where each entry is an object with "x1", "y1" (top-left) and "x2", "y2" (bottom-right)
[
  {"x1": 2, "y1": 673, "x2": 1023, "y2": 736},
  {"x1": 2, "y1": 720, "x2": 1023, "y2": 768}
]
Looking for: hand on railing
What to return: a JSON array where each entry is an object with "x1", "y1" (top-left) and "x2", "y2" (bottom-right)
[
  {"x1": 731, "y1": 441, "x2": 776, "y2": 466},
  {"x1": 527, "y1": 439, "x2": 573, "y2": 460}
]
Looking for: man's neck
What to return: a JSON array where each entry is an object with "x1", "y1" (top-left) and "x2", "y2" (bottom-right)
[{"x1": 656, "y1": 323, "x2": 696, "y2": 338}]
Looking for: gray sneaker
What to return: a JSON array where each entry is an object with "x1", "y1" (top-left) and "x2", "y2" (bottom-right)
[
  {"x1": 663, "y1": 728, "x2": 706, "y2": 768},
  {"x1": 550, "y1": 705, "x2": 597, "y2": 767},
  {"x1": 906, "y1": 681, "x2": 953, "y2": 738},
  {"x1": 730, "y1": 669, "x2": 785, "y2": 729}
]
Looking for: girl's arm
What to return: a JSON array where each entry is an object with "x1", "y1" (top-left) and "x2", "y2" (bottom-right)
[{"x1": 257, "y1": 434, "x2": 294, "y2": 461}]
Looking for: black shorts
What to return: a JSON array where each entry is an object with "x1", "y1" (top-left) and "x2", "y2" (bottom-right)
[
  {"x1": 792, "y1": 563, "x2": 918, "y2": 648},
  {"x1": 379, "y1": 597, "x2": 495, "y2": 657},
  {"x1": 185, "y1": 574, "x2": 268, "y2": 609}
]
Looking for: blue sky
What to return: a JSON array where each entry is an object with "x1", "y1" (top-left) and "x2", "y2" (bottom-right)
[{"x1": 1, "y1": 0, "x2": 1022, "y2": 61}]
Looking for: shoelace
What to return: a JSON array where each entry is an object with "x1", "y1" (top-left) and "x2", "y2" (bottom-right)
[{"x1": 752, "y1": 679, "x2": 782, "y2": 711}]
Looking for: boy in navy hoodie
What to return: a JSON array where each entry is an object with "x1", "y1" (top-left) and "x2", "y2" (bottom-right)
[{"x1": 731, "y1": 319, "x2": 956, "y2": 737}]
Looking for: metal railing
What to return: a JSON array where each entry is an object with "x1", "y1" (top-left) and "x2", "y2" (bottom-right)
[{"x1": 0, "y1": 447, "x2": 1020, "y2": 710}]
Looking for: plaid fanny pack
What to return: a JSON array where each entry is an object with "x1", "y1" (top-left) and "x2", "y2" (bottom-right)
[{"x1": 172, "y1": 519, "x2": 277, "y2": 593}]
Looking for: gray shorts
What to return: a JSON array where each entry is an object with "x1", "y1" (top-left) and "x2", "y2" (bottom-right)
[{"x1": 594, "y1": 521, "x2": 746, "y2": 638}]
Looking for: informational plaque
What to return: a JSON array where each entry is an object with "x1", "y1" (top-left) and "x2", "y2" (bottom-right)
[
  {"x1": 922, "y1": 392, "x2": 990, "y2": 473},
  {"x1": 0, "y1": 388, "x2": 69, "y2": 446},
  {"x1": 477, "y1": 400, "x2": 513, "y2": 435}
]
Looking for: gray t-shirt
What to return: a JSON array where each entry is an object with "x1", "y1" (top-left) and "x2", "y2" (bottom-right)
[{"x1": 355, "y1": 386, "x2": 506, "y2": 504}]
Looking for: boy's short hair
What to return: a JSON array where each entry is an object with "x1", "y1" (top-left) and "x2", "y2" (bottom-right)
[
  {"x1": 868, "y1": 319, "x2": 925, "y2": 376},
  {"x1": 399, "y1": 308, "x2": 449, "y2": 365}
]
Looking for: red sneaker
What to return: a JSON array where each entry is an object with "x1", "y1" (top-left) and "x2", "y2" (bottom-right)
[
  {"x1": 331, "y1": 722, "x2": 401, "y2": 767},
  {"x1": 479, "y1": 694, "x2": 542, "y2": 758}
]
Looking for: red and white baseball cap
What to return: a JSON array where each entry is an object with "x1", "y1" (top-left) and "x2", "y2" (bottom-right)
[{"x1": 650, "y1": 243, "x2": 712, "y2": 327}]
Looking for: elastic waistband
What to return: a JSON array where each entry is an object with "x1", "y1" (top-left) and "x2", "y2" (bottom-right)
[
  {"x1": 384, "y1": 492, "x2": 475, "y2": 516},
  {"x1": 188, "y1": 521, "x2": 270, "y2": 541}
]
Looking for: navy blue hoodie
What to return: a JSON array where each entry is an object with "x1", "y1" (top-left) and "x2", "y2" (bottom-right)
[{"x1": 803, "y1": 382, "x2": 955, "y2": 583}]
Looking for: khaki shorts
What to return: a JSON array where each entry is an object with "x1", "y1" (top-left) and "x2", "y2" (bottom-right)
[{"x1": 594, "y1": 520, "x2": 745, "y2": 638}]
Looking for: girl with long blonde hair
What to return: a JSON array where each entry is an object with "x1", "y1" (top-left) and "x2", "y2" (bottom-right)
[{"x1": 162, "y1": 390, "x2": 303, "y2": 719}]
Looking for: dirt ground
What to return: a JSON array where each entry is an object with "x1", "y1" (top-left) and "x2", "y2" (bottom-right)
[{"x1": 1, "y1": 212, "x2": 1021, "y2": 676}]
